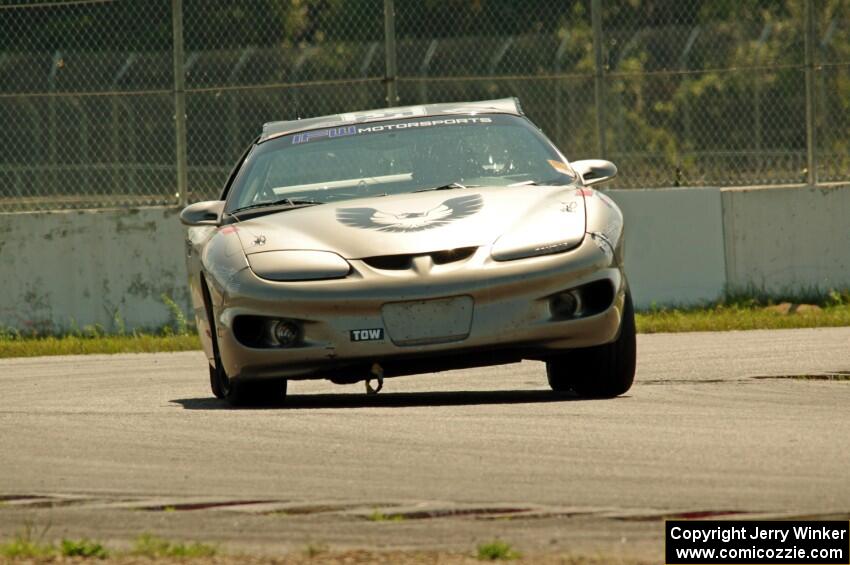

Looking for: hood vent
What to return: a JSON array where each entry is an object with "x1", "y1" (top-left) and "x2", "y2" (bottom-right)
[{"x1": 363, "y1": 247, "x2": 477, "y2": 271}]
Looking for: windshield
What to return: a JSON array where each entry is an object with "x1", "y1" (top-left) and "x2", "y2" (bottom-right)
[{"x1": 226, "y1": 113, "x2": 575, "y2": 212}]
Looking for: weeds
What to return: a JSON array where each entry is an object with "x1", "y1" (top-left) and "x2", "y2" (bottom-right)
[
  {"x1": 0, "y1": 522, "x2": 53, "y2": 558},
  {"x1": 477, "y1": 539, "x2": 521, "y2": 561},
  {"x1": 81, "y1": 324, "x2": 107, "y2": 338},
  {"x1": 0, "y1": 523, "x2": 107, "y2": 559},
  {"x1": 1, "y1": 530, "x2": 213, "y2": 560},
  {"x1": 60, "y1": 538, "x2": 109, "y2": 558},
  {"x1": 303, "y1": 542, "x2": 329, "y2": 557},
  {"x1": 366, "y1": 509, "x2": 405, "y2": 522},
  {"x1": 0, "y1": 294, "x2": 198, "y2": 359},
  {"x1": 161, "y1": 294, "x2": 190, "y2": 336},
  {"x1": 131, "y1": 533, "x2": 217, "y2": 558},
  {"x1": 112, "y1": 309, "x2": 126, "y2": 336},
  {"x1": 0, "y1": 535, "x2": 53, "y2": 558}
]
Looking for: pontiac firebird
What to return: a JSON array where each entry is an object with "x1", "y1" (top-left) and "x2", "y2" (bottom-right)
[{"x1": 180, "y1": 98, "x2": 635, "y2": 405}]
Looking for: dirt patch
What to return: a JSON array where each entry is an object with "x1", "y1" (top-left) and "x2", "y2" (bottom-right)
[
  {"x1": 141, "y1": 501, "x2": 273, "y2": 512},
  {"x1": 615, "y1": 509, "x2": 746, "y2": 522},
  {"x1": 365, "y1": 507, "x2": 532, "y2": 521},
  {"x1": 752, "y1": 373, "x2": 850, "y2": 381}
]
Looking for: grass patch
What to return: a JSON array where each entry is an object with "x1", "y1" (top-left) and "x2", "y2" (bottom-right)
[
  {"x1": 0, "y1": 522, "x2": 107, "y2": 560},
  {"x1": 131, "y1": 533, "x2": 217, "y2": 558},
  {"x1": 366, "y1": 509, "x2": 405, "y2": 522},
  {"x1": 0, "y1": 333, "x2": 200, "y2": 359},
  {"x1": 0, "y1": 536, "x2": 54, "y2": 559},
  {"x1": 0, "y1": 523, "x2": 54, "y2": 559},
  {"x1": 0, "y1": 293, "x2": 199, "y2": 359},
  {"x1": 0, "y1": 532, "x2": 655, "y2": 564},
  {"x1": 60, "y1": 538, "x2": 109, "y2": 558},
  {"x1": 477, "y1": 540, "x2": 521, "y2": 561},
  {"x1": 637, "y1": 302, "x2": 850, "y2": 333},
  {"x1": 1, "y1": 531, "x2": 211, "y2": 561}
]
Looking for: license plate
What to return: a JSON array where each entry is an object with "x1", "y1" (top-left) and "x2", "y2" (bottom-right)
[{"x1": 381, "y1": 296, "x2": 474, "y2": 346}]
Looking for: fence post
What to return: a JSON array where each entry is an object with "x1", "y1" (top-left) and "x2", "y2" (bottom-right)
[
  {"x1": 383, "y1": 0, "x2": 399, "y2": 107},
  {"x1": 804, "y1": 0, "x2": 817, "y2": 186},
  {"x1": 591, "y1": 0, "x2": 607, "y2": 158},
  {"x1": 554, "y1": 34, "x2": 570, "y2": 148},
  {"x1": 48, "y1": 51, "x2": 61, "y2": 198},
  {"x1": 172, "y1": 0, "x2": 189, "y2": 206}
]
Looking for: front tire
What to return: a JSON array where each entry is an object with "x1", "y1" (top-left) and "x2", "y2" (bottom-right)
[
  {"x1": 546, "y1": 291, "x2": 636, "y2": 398},
  {"x1": 211, "y1": 361, "x2": 287, "y2": 407},
  {"x1": 209, "y1": 363, "x2": 226, "y2": 399},
  {"x1": 201, "y1": 276, "x2": 288, "y2": 406}
]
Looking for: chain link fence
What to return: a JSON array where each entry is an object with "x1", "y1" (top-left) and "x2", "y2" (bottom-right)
[{"x1": 1, "y1": 0, "x2": 848, "y2": 212}]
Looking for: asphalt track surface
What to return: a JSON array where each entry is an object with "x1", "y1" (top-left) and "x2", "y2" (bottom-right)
[{"x1": 1, "y1": 327, "x2": 849, "y2": 560}]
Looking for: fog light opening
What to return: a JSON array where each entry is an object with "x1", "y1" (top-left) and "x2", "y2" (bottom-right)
[
  {"x1": 265, "y1": 319, "x2": 301, "y2": 348},
  {"x1": 549, "y1": 280, "x2": 615, "y2": 320},
  {"x1": 550, "y1": 289, "x2": 583, "y2": 319}
]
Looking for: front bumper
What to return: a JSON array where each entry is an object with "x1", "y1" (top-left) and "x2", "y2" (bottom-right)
[{"x1": 213, "y1": 236, "x2": 627, "y2": 381}]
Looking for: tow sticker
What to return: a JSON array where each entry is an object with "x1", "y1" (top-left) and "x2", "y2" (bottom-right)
[{"x1": 350, "y1": 328, "x2": 384, "y2": 342}]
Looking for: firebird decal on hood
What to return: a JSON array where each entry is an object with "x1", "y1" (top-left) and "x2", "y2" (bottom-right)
[{"x1": 336, "y1": 194, "x2": 484, "y2": 233}]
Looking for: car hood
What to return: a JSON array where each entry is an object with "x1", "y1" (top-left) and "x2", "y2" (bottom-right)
[{"x1": 233, "y1": 185, "x2": 586, "y2": 259}]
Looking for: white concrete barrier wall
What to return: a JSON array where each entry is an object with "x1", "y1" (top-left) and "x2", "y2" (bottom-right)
[
  {"x1": 607, "y1": 187, "x2": 726, "y2": 309},
  {"x1": 722, "y1": 184, "x2": 850, "y2": 294},
  {"x1": 1, "y1": 184, "x2": 848, "y2": 332},
  {"x1": 0, "y1": 208, "x2": 190, "y2": 333}
]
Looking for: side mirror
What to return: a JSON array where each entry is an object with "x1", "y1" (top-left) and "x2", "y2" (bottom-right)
[
  {"x1": 180, "y1": 201, "x2": 224, "y2": 226},
  {"x1": 571, "y1": 159, "x2": 618, "y2": 187}
]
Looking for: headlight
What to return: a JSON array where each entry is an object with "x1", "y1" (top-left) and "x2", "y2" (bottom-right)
[
  {"x1": 247, "y1": 250, "x2": 351, "y2": 281},
  {"x1": 490, "y1": 191, "x2": 586, "y2": 262},
  {"x1": 491, "y1": 223, "x2": 584, "y2": 261}
]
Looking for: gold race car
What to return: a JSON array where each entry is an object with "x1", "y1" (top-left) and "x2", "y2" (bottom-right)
[{"x1": 180, "y1": 98, "x2": 634, "y2": 405}]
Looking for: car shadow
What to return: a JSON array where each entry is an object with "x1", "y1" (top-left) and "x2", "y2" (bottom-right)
[{"x1": 170, "y1": 389, "x2": 601, "y2": 410}]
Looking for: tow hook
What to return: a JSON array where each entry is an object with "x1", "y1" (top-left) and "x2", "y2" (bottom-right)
[{"x1": 365, "y1": 362, "x2": 384, "y2": 395}]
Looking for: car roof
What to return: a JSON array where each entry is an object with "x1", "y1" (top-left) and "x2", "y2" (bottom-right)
[{"x1": 259, "y1": 97, "x2": 523, "y2": 143}]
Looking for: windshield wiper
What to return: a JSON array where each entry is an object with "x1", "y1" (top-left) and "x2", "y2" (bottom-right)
[
  {"x1": 508, "y1": 178, "x2": 573, "y2": 187},
  {"x1": 228, "y1": 198, "x2": 323, "y2": 216},
  {"x1": 414, "y1": 181, "x2": 478, "y2": 193}
]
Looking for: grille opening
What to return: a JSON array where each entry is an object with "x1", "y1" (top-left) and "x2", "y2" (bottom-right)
[
  {"x1": 363, "y1": 247, "x2": 477, "y2": 270},
  {"x1": 363, "y1": 254, "x2": 413, "y2": 270},
  {"x1": 431, "y1": 246, "x2": 477, "y2": 265}
]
